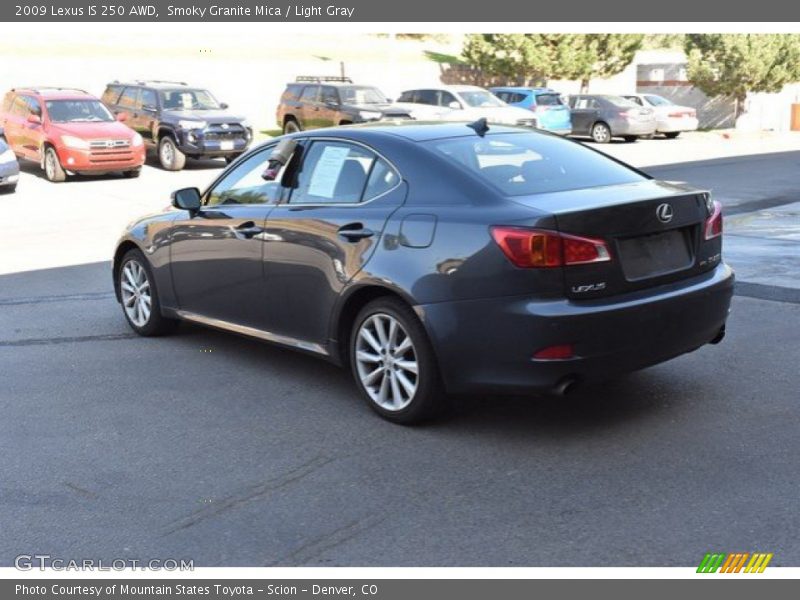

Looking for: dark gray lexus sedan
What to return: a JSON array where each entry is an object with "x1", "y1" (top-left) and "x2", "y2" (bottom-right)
[{"x1": 113, "y1": 122, "x2": 733, "y2": 423}]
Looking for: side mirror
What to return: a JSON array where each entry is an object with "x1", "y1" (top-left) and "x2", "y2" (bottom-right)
[
  {"x1": 219, "y1": 102, "x2": 229, "y2": 110},
  {"x1": 448, "y1": 101, "x2": 462, "y2": 110},
  {"x1": 171, "y1": 187, "x2": 202, "y2": 212},
  {"x1": 115, "y1": 112, "x2": 128, "y2": 122},
  {"x1": 27, "y1": 114, "x2": 41, "y2": 124}
]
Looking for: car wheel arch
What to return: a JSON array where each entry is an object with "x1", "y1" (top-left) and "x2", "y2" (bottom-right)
[
  {"x1": 331, "y1": 283, "x2": 420, "y2": 366},
  {"x1": 113, "y1": 240, "x2": 144, "y2": 301}
]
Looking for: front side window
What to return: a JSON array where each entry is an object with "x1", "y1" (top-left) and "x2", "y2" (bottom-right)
[
  {"x1": 290, "y1": 141, "x2": 380, "y2": 204},
  {"x1": 425, "y1": 133, "x2": 646, "y2": 196},
  {"x1": 160, "y1": 89, "x2": 220, "y2": 110},
  {"x1": 320, "y1": 86, "x2": 339, "y2": 105},
  {"x1": 206, "y1": 148, "x2": 283, "y2": 207},
  {"x1": 45, "y1": 100, "x2": 114, "y2": 123},
  {"x1": 140, "y1": 89, "x2": 158, "y2": 110}
]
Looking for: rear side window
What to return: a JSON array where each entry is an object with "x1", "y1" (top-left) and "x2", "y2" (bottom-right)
[
  {"x1": 102, "y1": 85, "x2": 124, "y2": 105},
  {"x1": 425, "y1": 133, "x2": 645, "y2": 196},
  {"x1": 283, "y1": 84, "x2": 304, "y2": 101},
  {"x1": 534, "y1": 93, "x2": 562, "y2": 106},
  {"x1": 291, "y1": 141, "x2": 379, "y2": 204},
  {"x1": 497, "y1": 91, "x2": 527, "y2": 104},
  {"x1": 11, "y1": 96, "x2": 29, "y2": 117},
  {"x1": 118, "y1": 87, "x2": 141, "y2": 110}
]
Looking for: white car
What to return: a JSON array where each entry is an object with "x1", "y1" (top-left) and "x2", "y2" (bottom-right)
[
  {"x1": 395, "y1": 85, "x2": 539, "y2": 129},
  {"x1": 622, "y1": 94, "x2": 698, "y2": 138}
]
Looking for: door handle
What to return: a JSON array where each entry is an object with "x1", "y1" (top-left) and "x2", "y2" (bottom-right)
[
  {"x1": 233, "y1": 221, "x2": 265, "y2": 239},
  {"x1": 338, "y1": 223, "x2": 375, "y2": 241}
]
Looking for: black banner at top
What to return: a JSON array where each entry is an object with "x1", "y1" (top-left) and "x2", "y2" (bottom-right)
[{"x1": 2, "y1": 0, "x2": 800, "y2": 22}]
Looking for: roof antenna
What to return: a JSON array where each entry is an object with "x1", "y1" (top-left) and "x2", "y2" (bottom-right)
[{"x1": 467, "y1": 117, "x2": 490, "y2": 137}]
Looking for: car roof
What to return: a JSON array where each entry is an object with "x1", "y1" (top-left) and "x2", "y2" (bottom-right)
[
  {"x1": 403, "y1": 85, "x2": 488, "y2": 93},
  {"x1": 280, "y1": 121, "x2": 536, "y2": 143},
  {"x1": 109, "y1": 80, "x2": 192, "y2": 90},
  {"x1": 12, "y1": 87, "x2": 94, "y2": 100},
  {"x1": 490, "y1": 86, "x2": 558, "y2": 93}
]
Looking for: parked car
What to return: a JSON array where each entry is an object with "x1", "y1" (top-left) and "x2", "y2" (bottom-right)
[
  {"x1": 102, "y1": 80, "x2": 253, "y2": 171},
  {"x1": 396, "y1": 85, "x2": 539, "y2": 129},
  {"x1": 0, "y1": 136, "x2": 20, "y2": 193},
  {"x1": 0, "y1": 87, "x2": 145, "y2": 182},
  {"x1": 490, "y1": 87, "x2": 572, "y2": 135},
  {"x1": 567, "y1": 94, "x2": 657, "y2": 143},
  {"x1": 113, "y1": 122, "x2": 732, "y2": 424},
  {"x1": 276, "y1": 76, "x2": 412, "y2": 134},
  {"x1": 622, "y1": 94, "x2": 699, "y2": 138}
]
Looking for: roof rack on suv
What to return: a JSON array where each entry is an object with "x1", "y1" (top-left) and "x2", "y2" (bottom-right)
[
  {"x1": 112, "y1": 80, "x2": 188, "y2": 86},
  {"x1": 12, "y1": 86, "x2": 90, "y2": 95},
  {"x1": 295, "y1": 76, "x2": 353, "y2": 83}
]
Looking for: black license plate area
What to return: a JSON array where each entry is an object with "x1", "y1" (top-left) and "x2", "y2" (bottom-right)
[{"x1": 618, "y1": 229, "x2": 693, "y2": 281}]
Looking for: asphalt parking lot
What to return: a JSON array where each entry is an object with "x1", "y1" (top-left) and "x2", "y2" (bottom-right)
[{"x1": 1, "y1": 133, "x2": 799, "y2": 566}]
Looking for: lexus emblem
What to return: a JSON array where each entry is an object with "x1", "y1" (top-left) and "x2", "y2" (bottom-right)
[{"x1": 656, "y1": 203, "x2": 674, "y2": 223}]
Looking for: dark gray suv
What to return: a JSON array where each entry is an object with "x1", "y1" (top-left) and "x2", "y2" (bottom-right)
[
  {"x1": 113, "y1": 122, "x2": 733, "y2": 424},
  {"x1": 102, "y1": 80, "x2": 253, "y2": 170}
]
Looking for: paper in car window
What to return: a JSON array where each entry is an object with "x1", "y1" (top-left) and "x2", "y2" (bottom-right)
[{"x1": 308, "y1": 145, "x2": 350, "y2": 198}]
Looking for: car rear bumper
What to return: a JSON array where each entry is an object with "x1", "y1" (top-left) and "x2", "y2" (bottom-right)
[
  {"x1": 57, "y1": 146, "x2": 145, "y2": 172},
  {"x1": 657, "y1": 116, "x2": 699, "y2": 133},
  {"x1": 613, "y1": 120, "x2": 658, "y2": 136},
  {"x1": 419, "y1": 263, "x2": 734, "y2": 395}
]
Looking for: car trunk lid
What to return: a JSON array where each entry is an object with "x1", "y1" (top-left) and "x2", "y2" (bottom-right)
[{"x1": 509, "y1": 180, "x2": 713, "y2": 299}]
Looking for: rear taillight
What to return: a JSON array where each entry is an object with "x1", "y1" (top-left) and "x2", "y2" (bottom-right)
[
  {"x1": 704, "y1": 200, "x2": 723, "y2": 240},
  {"x1": 491, "y1": 227, "x2": 611, "y2": 268},
  {"x1": 533, "y1": 344, "x2": 575, "y2": 360}
]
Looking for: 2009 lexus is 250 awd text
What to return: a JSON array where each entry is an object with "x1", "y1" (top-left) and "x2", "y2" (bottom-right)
[{"x1": 113, "y1": 121, "x2": 734, "y2": 424}]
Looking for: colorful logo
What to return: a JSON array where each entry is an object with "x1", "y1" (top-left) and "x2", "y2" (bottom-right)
[{"x1": 697, "y1": 552, "x2": 773, "y2": 573}]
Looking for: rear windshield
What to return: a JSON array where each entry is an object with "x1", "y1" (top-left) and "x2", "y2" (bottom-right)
[
  {"x1": 425, "y1": 133, "x2": 646, "y2": 196},
  {"x1": 534, "y1": 93, "x2": 563, "y2": 106},
  {"x1": 604, "y1": 95, "x2": 640, "y2": 108}
]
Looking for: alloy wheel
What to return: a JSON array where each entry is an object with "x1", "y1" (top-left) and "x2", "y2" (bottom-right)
[
  {"x1": 355, "y1": 313, "x2": 419, "y2": 411},
  {"x1": 160, "y1": 140, "x2": 174, "y2": 166},
  {"x1": 45, "y1": 151, "x2": 56, "y2": 180},
  {"x1": 592, "y1": 123, "x2": 611, "y2": 143},
  {"x1": 120, "y1": 260, "x2": 152, "y2": 328}
]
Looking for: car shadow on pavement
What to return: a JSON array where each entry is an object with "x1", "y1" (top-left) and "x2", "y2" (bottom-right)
[
  {"x1": 15, "y1": 159, "x2": 137, "y2": 183},
  {"x1": 1, "y1": 260, "x2": 676, "y2": 439}
]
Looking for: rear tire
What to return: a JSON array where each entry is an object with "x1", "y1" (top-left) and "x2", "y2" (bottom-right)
[
  {"x1": 350, "y1": 297, "x2": 447, "y2": 425},
  {"x1": 158, "y1": 136, "x2": 186, "y2": 171},
  {"x1": 591, "y1": 122, "x2": 612, "y2": 144},
  {"x1": 623, "y1": 136, "x2": 638, "y2": 143},
  {"x1": 0, "y1": 184, "x2": 16, "y2": 194},
  {"x1": 664, "y1": 131, "x2": 681, "y2": 139},
  {"x1": 283, "y1": 119, "x2": 301, "y2": 134},
  {"x1": 44, "y1": 146, "x2": 66, "y2": 182},
  {"x1": 118, "y1": 248, "x2": 177, "y2": 337}
]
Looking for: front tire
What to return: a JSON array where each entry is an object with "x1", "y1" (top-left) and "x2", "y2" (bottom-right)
[
  {"x1": 664, "y1": 131, "x2": 681, "y2": 139},
  {"x1": 119, "y1": 249, "x2": 176, "y2": 336},
  {"x1": 158, "y1": 136, "x2": 186, "y2": 171},
  {"x1": 44, "y1": 146, "x2": 66, "y2": 182},
  {"x1": 350, "y1": 298, "x2": 446, "y2": 424},
  {"x1": 591, "y1": 122, "x2": 612, "y2": 144}
]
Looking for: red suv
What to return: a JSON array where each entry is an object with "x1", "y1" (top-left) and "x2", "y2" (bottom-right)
[{"x1": 0, "y1": 87, "x2": 145, "y2": 182}]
